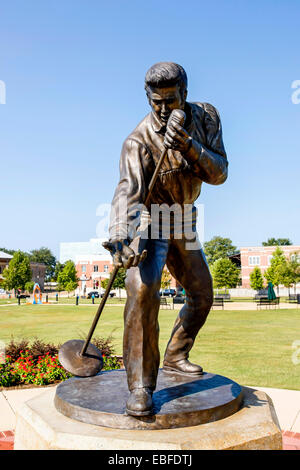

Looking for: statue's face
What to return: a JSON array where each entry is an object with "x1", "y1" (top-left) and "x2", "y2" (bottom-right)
[{"x1": 147, "y1": 84, "x2": 187, "y2": 126}]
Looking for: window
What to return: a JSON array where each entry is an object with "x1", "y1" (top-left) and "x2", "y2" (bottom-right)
[
  {"x1": 104, "y1": 265, "x2": 109, "y2": 273},
  {"x1": 82, "y1": 265, "x2": 86, "y2": 273},
  {"x1": 268, "y1": 255, "x2": 273, "y2": 265},
  {"x1": 93, "y1": 265, "x2": 99, "y2": 272},
  {"x1": 291, "y1": 254, "x2": 300, "y2": 262},
  {"x1": 249, "y1": 256, "x2": 260, "y2": 266}
]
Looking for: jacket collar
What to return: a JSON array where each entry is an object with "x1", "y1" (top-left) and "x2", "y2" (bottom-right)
[
  {"x1": 151, "y1": 103, "x2": 193, "y2": 134},
  {"x1": 151, "y1": 112, "x2": 166, "y2": 134}
]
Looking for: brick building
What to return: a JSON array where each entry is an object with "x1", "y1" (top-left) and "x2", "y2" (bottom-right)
[
  {"x1": 74, "y1": 254, "x2": 177, "y2": 295},
  {"x1": 0, "y1": 251, "x2": 13, "y2": 284},
  {"x1": 75, "y1": 255, "x2": 113, "y2": 295},
  {"x1": 240, "y1": 245, "x2": 300, "y2": 288}
]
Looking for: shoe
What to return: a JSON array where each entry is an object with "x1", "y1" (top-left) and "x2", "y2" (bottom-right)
[
  {"x1": 126, "y1": 387, "x2": 153, "y2": 416},
  {"x1": 163, "y1": 359, "x2": 203, "y2": 377}
]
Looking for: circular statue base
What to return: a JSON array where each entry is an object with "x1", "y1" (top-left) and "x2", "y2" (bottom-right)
[{"x1": 54, "y1": 369, "x2": 243, "y2": 430}]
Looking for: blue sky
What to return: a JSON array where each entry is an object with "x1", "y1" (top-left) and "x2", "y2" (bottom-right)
[{"x1": 0, "y1": 0, "x2": 299, "y2": 257}]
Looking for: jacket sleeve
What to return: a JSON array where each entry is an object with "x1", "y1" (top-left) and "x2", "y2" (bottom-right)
[
  {"x1": 109, "y1": 138, "x2": 148, "y2": 242},
  {"x1": 188, "y1": 103, "x2": 228, "y2": 185}
]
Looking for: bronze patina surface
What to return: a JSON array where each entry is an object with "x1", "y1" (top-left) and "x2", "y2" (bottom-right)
[
  {"x1": 58, "y1": 340, "x2": 103, "y2": 377},
  {"x1": 54, "y1": 369, "x2": 242, "y2": 430},
  {"x1": 105, "y1": 62, "x2": 228, "y2": 414}
]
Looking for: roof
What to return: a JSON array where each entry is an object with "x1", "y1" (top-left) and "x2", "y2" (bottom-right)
[{"x1": 0, "y1": 251, "x2": 13, "y2": 259}]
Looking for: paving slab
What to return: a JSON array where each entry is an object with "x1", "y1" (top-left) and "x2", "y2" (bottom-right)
[
  {"x1": 0, "y1": 393, "x2": 15, "y2": 431},
  {"x1": 2, "y1": 387, "x2": 53, "y2": 414},
  {"x1": 1, "y1": 387, "x2": 53, "y2": 431},
  {"x1": 246, "y1": 386, "x2": 300, "y2": 432}
]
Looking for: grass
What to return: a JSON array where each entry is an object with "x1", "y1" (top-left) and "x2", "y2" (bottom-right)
[{"x1": 0, "y1": 304, "x2": 299, "y2": 390}]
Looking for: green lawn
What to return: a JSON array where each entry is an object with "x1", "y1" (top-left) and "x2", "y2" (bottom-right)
[{"x1": 0, "y1": 304, "x2": 299, "y2": 390}]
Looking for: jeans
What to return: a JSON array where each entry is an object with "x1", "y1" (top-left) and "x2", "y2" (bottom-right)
[{"x1": 123, "y1": 232, "x2": 213, "y2": 391}]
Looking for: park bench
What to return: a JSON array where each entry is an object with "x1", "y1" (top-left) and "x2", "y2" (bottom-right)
[
  {"x1": 214, "y1": 294, "x2": 231, "y2": 301},
  {"x1": 160, "y1": 297, "x2": 172, "y2": 309},
  {"x1": 256, "y1": 297, "x2": 280, "y2": 309},
  {"x1": 253, "y1": 294, "x2": 268, "y2": 301},
  {"x1": 173, "y1": 296, "x2": 185, "y2": 305},
  {"x1": 288, "y1": 294, "x2": 298, "y2": 303},
  {"x1": 211, "y1": 298, "x2": 224, "y2": 309}
]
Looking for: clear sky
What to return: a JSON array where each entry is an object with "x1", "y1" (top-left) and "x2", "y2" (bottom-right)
[{"x1": 0, "y1": 0, "x2": 299, "y2": 257}]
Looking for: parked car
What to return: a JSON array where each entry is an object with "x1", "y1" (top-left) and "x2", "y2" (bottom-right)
[
  {"x1": 161, "y1": 289, "x2": 177, "y2": 297},
  {"x1": 101, "y1": 292, "x2": 116, "y2": 298},
  {"x1": 87, "y1": 291, "x2": 100, "y2": 299}
]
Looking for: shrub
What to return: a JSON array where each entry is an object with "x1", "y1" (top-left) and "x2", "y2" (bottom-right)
[
  {"x1": 0, "y1": 336, "x2": 121, "y2": 387},
  {"x1": 30, "y1": 338, "x2": 59, "y2": 360},
  {"x1": 5, "y1": 337, "x2": 59, "y2": 362},
  {"x1": 5, "y1": 338, "x2": 30, "y2": 362},
  {"x1": 91, "y1": 335, "x2": 116, "y2": 356}
]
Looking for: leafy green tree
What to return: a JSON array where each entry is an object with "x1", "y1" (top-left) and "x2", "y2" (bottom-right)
[
  {"x1": 65, "y1": 280, "x2": 78, "y2": 297},
  {"x1": 57, "y1": 260, "x2": 78, "y2": 293},
  {"x1": 0, "y1": 247, "x2": 16, "y2": 256},
  {"x1": 25, "y1": 281, "x2": 35, "y2": 293},
  {"x1": 53, "y1": 261, "x2": 65, "y2": 281},
  {"x1": 2, "y1": 251, "x2": 32, "y2": 293},
  {"x1": 249, "y1": 267, "x2": 265, "y2": 291},
  {"x1": 203, "y1": 236, "x2": 237, "y2": 265},
  {"x1": 280, "y1": 264, "x2": 295, "y2": 295},
  {"x1": 101, "y1": 268, "x2": 126, "y2": 298},
  {"x1": 262, "y1": 238, "x2": 292, "y2": 246},
  {"x1": 113, "y1": 268, "x2": 126, "y2": 298},
  {"x1": 286, "y1": 253, "x2": 300, "y2": 294},
  {"x1": 264, "y1": 247, "x2": 288, "y2": 294},
  {"x1": 101, "y1": 278, "x2": 109, "y2": 290},
  {"x1": 211, "y1": 258, "x2": 240, "y2": 289},
  {"x1": 29, "y1": 247, "x2": 56, "y2": 281},
  {"x1": 161, "y1": 268, "x2": 171, "y2": 290}
]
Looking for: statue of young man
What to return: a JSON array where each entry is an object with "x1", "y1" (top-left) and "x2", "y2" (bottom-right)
[{"x1": 105, "y1": 62, "x2": 228, "y2": 416}]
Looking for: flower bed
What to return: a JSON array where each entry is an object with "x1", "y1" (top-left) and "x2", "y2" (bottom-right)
[{"x1": 0, "y1": 337, "x2": 121, "y2": 388}]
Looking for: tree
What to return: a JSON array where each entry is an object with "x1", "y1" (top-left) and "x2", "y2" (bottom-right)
[
  {"x1": 0, "y1": 247, "x2": 16, "y2": 256},
  {"x1": 262, "y1": 238, "x2": 292, "y2": 246},
  {"x1": 264, "y1": 247, "x2": 288, "y2": 294},
  {"x1": 2, "y1": 251, "x2": 32, "y2": 293},
  {"x1": 286, "y1": 253, "x2": 300, "y2": 294},
  {"x1": 249, "y1": 267, "x2": 264, "y2": 291},
  {"x1": 113, "y1": 268, "x2": 126, "y2": 299},
  {"x1": 25, "y1": 281, "x2": 35, "y2": 293},
  {"x1": 57, "y1": 260, "x2": 78, "y2": 294},
  {"x1": 280, "y1": 264, "x2": 295, "y2": 295},
  {"x1": 101, "y1": 278, "x2": 109, "y2": 290},
  {"x1": 65, "y1": 280, "x2": 78, "y2": 297},
  {"x1": 53, "y1": 261, "x2": 65, "y2": 281},
  {"x1": 211, "y1": 258, "x2": 240, "y2": 290},
  {"x1": 29, "y1": 247, "x2": 56, "y2": 281},
  {"x1": 161, "y1": 268, "x2": 171, "y2": 289},
  {"x1": 101, "y1": 268, "x2": 126, "y2": 298},
  {"x1": 203, "y1": 236, "x2": 237, "y2": 265}
]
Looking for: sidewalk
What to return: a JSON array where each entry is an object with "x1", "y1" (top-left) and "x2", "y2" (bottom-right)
[{"x1": 1, "y1": 384, "x2": 299, "y2": 449}]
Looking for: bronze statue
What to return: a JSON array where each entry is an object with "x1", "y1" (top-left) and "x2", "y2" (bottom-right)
[{"x1": 103, "y1": 62, "x2": 228, "y2": 417}]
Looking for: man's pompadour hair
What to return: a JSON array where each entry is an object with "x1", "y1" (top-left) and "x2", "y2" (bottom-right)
[{"x1": 145, "y1": 62, "x2": 188, "y2": 93}]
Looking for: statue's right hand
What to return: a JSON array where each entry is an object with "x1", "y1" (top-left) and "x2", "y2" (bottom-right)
[{"x1": 102, "y1": 240, "x2": 147, "y2": 269}]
